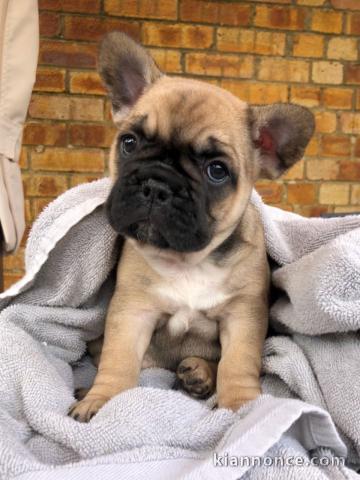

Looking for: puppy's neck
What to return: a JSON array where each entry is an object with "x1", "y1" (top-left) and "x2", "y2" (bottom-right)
[
  {"x1": 128, "y1": 238, "x2": 208, "y2": 278},
  {"x1": 127, "y1": 214, "x2": 247, "y2": 280}
]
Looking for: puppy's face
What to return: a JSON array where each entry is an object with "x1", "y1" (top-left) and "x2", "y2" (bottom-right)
[
  {"x1": 107, "y1": 78, "x2": 254, "y2": 254},
  {"x1": 100, "y1": 33, "x2": 314, "y2": 259}
]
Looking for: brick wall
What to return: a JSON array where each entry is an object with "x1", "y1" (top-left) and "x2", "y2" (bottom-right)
[{"x1": 3, "y1": 0, "x2": 360, "y2": 288}]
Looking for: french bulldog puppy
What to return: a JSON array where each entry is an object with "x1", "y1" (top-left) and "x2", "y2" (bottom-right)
[{"x1": 69, "y1": 32, "x2": 314, "y2": 422}]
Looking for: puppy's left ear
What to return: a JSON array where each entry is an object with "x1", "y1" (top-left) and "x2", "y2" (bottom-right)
[
  {"x1": 98, "y1": 31, "x2": 163, "y2": 122},
  {"x1": 249, "y1": 103, "x2": 315, "y2": 179}
]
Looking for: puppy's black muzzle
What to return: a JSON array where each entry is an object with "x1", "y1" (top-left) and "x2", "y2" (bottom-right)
[{"x1": 106, "y1": 163, "x2": 210, "y2": 252}]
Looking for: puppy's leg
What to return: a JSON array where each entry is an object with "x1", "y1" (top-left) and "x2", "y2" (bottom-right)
[
  {"x1": 177, "y1": 357, "x2": 217, "y2": 399},
  {"x1": 69, "y1": 298, "x2": 159, "y2": 422},
  {"x1": 73, "y1": 337, "x2": 104, "y2": 401},
  {"x1": 217, "y1": 299, "x2": 268, "y2": 411},
  {"x1": 87, "y1": 336, "x2": 103, "y2": 368}
]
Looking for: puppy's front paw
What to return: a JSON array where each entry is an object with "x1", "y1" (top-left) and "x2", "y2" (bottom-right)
[
  {"x1": 68, "y1": 396, "x2": 109, "y2": 422},
  {"x1": 217, "y1": 387, "x2": 261, "y2": 411},
  {"x1": 177, "y1": 356, "x2": 216, "y2": 399}
]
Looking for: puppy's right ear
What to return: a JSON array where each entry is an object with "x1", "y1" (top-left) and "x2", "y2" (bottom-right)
[{"x1": 98, "y1": 32, "x2": 162, "y2": 122}]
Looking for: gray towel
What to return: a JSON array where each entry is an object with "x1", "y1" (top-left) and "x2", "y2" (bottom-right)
[{"x1": 0, "y1": 178, "x2": 359, "y2": 480}]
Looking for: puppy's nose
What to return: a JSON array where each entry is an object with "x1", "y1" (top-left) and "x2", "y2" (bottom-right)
[{"x1": 141, "y1": 179, "x2": 171, "y2": 204}]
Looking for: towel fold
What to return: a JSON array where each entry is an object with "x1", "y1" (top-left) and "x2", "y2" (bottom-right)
[{"x1": 0, "y1": 178, "x2": 359, "y2": 479}]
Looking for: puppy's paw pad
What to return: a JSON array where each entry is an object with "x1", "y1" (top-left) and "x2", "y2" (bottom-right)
[
  {"x1": 68, "y1": 397, "x2": 108, "y2": 422},
  {"x1": 177, "y1": 357, "x2": 215, "y2": 400}
]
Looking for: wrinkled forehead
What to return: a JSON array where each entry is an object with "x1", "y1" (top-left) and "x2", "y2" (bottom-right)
[{"x1": 122, "y1": 77, "x2": 248, "y2": 153}]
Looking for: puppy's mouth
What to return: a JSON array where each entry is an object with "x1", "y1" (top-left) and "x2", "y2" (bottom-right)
[
  {"x1": 115, "y1": 215, "x2": 209, "y2": 253},
  {"x1": 126, "y1": 219, "x2": 170, "y2": 250}
]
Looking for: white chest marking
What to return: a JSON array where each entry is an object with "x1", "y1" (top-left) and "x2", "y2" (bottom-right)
[{"x1": 155, "y1": 262, "x2": 231, "y2": 311}]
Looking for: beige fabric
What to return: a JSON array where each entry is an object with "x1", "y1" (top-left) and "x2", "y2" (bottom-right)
[{"x1": 0, "y1": 0, "x2": 39, "y2": 252}]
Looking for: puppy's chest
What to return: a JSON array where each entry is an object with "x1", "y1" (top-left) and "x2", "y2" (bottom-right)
[{"x1": 154, "y1": 263, "x2": 231, "y2": 313}]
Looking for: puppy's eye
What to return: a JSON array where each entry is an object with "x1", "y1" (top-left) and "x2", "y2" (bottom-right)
[
  {"x1": 121, "y1": 134, "x2": 137, "y2": 155},
  {"x1": 206, "y1": 161, "x2": 229, "y2": 184}
]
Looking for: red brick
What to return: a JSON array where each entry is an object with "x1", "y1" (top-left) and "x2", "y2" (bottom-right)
[
  {"x1": 293, "y1": 33, "x2": 324, "y2": 58},
  {"x1": 142, "y1": 23, "x2": 213, "y2": 49},
  {"x1": 25, "y1": 200, "x2": 34, "y2": 223},
  {"x1": 39, "y1": 12, "x2": 61, "y2": 37},
  {"x1": 180, "y1": 0, "x2": 251, "y2": 26},
  {"x1": 4, "y1": 273, "x2": 23, "y2": 290},
  {"x1": 23, "y1": 174, "x2": 68, "y2": 197},
  {"x1": 3, "y1": 248, "x2": 25, "y2": 271},
  {"x1": 148, "y1": 49, "x2": 182, "y2": 73},
  {"x1": 217, "y1": 29, "x2": 285, "y2": 56},
  {"x1": 297, "y1": 0, "x2": 326, "y2": 5},
  {"x1": 282, "y1": 160, "x2": 304, "y2": 180},
  {"x1": 69, "y1": 72, "x2": 106, "y2": 95},
  {"x1": 272, "y1": 204, "x2": 294, "y2": 212},
  {"x1": 19, "y1": 148, "x2": 29, "y2": 169},
  {"x1": 221, "y1": 80, "x2": 288, "y2": 104},
  {"x1": 340, "y1": 112, "x2": 360, "y2": 134},
  {"x1": 312, "y1": 10, "x2": 343, "y2": 33},
  {"x1": 39, "y1": 41, "x2": 97, "y2": 68},
  {"x1": 323, "y1": 88, "x2": 353, "y2": 109},
  {"x1": 255, "y1": 182, "x2": 283, "y2": 203},
  {"x1": 305, "y1": 137, "x2": 319, "y2": 157},
  {"x1": 321, "y1": 136, "x2": 351, "y2": 157},
  {"x1": 70, "y1": 97, "x2": 104, "y2": 121},
  {"x1": 248, "y1": 0, "x2": 291, "y2": 3},
  {"x1": 345, "y1": 64, "x2": 360, "y2": 85},
  {"x1": 63, "y1": 16, "x2": 140, "y2": 42},
  {"x1": 185, "y1": 52, "x2": 254, "y2": 78},
  {"x1": 258, "y1": 58, "x2": 309, "y2": 82},
  {"x1": 69, "y1": 124, "x2": 116, "y2": 148},
  {"x1": 34, "y1": 67, "x2": 66, "y2": 93},
  {"x1": 23, "y1": 123, "x2": 67, "y2": 146},
  {"x1": 319, "y1": 183, "x2": 350, "y2": 205},
  {"x1": 312, "y1": 61, "x2": 343, "y2": 84},
  {"x1": 335, "y1": 205, "x2": 360, "y2": 213},
  {"x1": 295, "y1": 205, "x2": 331, "y2": 217},
  {"x1": 315, "y1": 111, "x2": 337, "y2": 133},
  {"x1": 331, "y1": 0, "x2": 360, "y2": 10},
  {"x1": 39, "y1": 0, "x2": 101, "y2": 12},
  {"x1": 29, "y1": 95, "x2": 70, "y2": 120},
  {"x1": 346, "y1": 12, "x2": 360, "y2": 34},
  {"x1": 69, "y1": 175, "x2": 101, "y2": 188},
  {"x1": 352, "y1": 185, "x2": 360, "y2": 204},
  {"x1": 327, "y1": 37, "x2": 358, "y2": 61},
  {"x1": 28, "y1": 95, "x2": 104, "y2": 121},
  {"x1": 31, "y1": 148, "x2": 105, "y2": 173},
  {"x1": 31, "y1": 199, "x2": 53, "y2": 222},
  {"x1": 17, "y1": 226, "x2": 29, "y2": 249},
  {"x1": 104, "y1": 99, "x2": 113, "y2": 122},
  {"x1": 287, "y1": 183, "x2": 317, "y2": 205},
  {"x1": 338, "y1": 162, "x2": 360, "y2": 181},
  {"x1": 105, "y1": 0, "x2": 177, "y2": 19},
  {"x1": 290, "y1": 86, "x2": 320, "y2": 107},
  {"x1": 355, "y1": 137, "x2": 360, "y2": 156},
  {"x1": 21, "y1": 199, "x2": 31, "y2": 225},
  {"x1": 254, "y1": 6, "x2": 306, "y2": 30},
  {"x1": 306, "y1": 159, "x2": 340, "y2": 180}
]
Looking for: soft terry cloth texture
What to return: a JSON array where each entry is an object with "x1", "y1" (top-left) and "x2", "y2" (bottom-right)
[{"x1": 0, "y1": 178, "x2": 359, "y2": 480}]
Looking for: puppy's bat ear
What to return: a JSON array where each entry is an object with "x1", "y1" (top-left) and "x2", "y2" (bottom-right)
[
  {"x1": 249, "y1": 103, "x2": 315, "y2": 179},
  {"x1": 98, "y1": 31, "x2": 162, "y2": 122}
]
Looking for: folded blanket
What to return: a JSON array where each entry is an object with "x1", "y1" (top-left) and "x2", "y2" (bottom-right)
[{"x1": 0, "y1": 178, "x2": 359, "y2": 480}]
